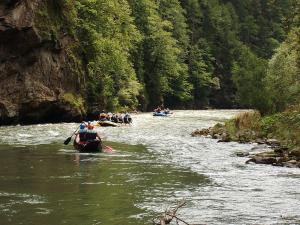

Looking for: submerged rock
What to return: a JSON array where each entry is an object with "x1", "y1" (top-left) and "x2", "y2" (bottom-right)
[
  {"x1": 289, "y1": 148, "x2": 300, "y2": 158},
  {"x1": 255, "y1": 138, "x2": 267, "y2": 144},
  {"x1": 265, "y1": 139, "x2": 281, "y2": 147},
  {"x1": 191, "y1": 128, "x2": 210, "y2": 137},
  {"x1": 236, "y1": 152, "x2": 250, "y2": 157},
  {"x1": 246, "y1": 156, "x2": 277, "y2": 165},
  {"x1": 217, "y1": 132, "x2": 231, "y2": 142},
  {"x1": 282, "y1": 160, "x2": 300, "y2": 168}
]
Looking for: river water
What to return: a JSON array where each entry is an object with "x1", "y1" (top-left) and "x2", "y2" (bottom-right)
[{"x1": 0, "y1": 110, "x2": 299, "y2": 225}]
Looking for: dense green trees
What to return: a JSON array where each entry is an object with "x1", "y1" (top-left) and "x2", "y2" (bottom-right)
[
  {"x1": 53, "y1": 0, "x2": 299, "y2": 113},
  {"x1": 266, "y1": 28, "x2": 300, "y2": 113},
  {"x1": 230, "y1": 0, "x2": 300, "y2": 114},
  {"x1": 128, "y1": 0, "x2": 192, "y2": 109},
  {"x1": 231, "y1": 45, "x2": 269, "y2": 112},
  {"x1": 75, "y1": 0, "x2": 141, "y2": 111}
]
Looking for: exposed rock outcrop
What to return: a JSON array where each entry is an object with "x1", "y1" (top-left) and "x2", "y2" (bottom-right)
[{"x1": 0, "y1": 0, "x2": 85, "y2": 125}]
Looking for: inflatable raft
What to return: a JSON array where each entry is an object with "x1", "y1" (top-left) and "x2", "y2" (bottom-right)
[
  {"x1": 97, "y1": 121, "x2": 119, "y2": 127},
  {"x1": 73, "y1": 135, "x2": 102, "y2": 152},
  {"x1": 153, "y1": 112, "x2": 170, "y2": 117}
]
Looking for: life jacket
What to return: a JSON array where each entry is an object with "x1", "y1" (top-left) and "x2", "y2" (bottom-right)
[
  {"x1": 112, "y1": 116, "x2": 118, "y2": 123},
  {"x1": 100, "y1": 113, "x2": 107, "y2": 118},
  {"x1": 78, "y1": 129, "x2": 87, "y2": 142},
  {"x1": 86, "y1": 130, "x2": 97, "y2": 141},
  {"x1": 124, "y1": 114, "x2": 132, "y2": 123}
]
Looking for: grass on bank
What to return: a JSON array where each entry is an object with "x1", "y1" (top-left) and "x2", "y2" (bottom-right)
[{"x1": 221, "y1": 104, "x2": 300, "y2": 147}]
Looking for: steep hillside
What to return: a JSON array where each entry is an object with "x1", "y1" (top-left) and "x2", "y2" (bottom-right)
[{"x1": 0, "y1": 0, "x2": 85, "y2": 124}]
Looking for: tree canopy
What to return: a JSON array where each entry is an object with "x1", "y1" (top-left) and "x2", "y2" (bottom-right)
[{"x1": 43, "y1": 0, "x2": 300, "y2": 113}]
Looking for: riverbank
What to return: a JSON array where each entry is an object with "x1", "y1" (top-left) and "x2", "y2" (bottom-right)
[{"x1": 192, "y1": 106, "x2": 300, "y2": 168}]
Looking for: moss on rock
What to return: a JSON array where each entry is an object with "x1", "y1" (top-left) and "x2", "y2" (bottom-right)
[{"x1": 63, "y1": 92, "x2": 86, "y2": 114}]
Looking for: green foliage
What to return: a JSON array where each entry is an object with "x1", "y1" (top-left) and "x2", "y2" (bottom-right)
[
  {"x1": 188, "y1": 41, "x2": 217, "y2": 106},
  {"x1": 223, "y1": 119, "x2": 238, "y2": 138},
  {"x1": 233, "y1": 111, "x2": 262, "y2": 131},
  {"x1": 75, "y1": 0, "x2": 142, "y2": 111},
  {"x1": 222, "y1": 111, "x2": 262, "y2": 140},
  {"x1": 260, "y1": 114, "x2": 279, "y2": 135},
  {"x1": 63, "y1": 93, "x2": 86, "y2": 114},
  {"x1": 35, "y1": 0, "x2": 77, "y2": 39},
  {"x1": 158, "y1": 0, "x2": 190, "y2": 51},
  {"x1": 128, "y1": 0, "x2": 192, "y2": 109},
  {"x1": 282, "y1": 0, "x2": 300, "y2": 31},
  {"x1": 265, "y1": 28, "x2": 300, "y2": 113},
  {"x1": 33, "y1": 0, "x2": 299, "y2": 113},
  {"x1": 220, "y1": 106, "x2": 300, "y2": 147},
  {"x1": 228, "y1": 0, "x2": 291, "y2": 58},
  {"x1": 260, "y1": 105, "x2": 300, "y2": 146},
  {"x1": 232, "y1": 45, "x2": 269, "y2": 112}
]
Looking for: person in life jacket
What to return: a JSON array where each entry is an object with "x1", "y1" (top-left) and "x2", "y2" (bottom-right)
[
  {"x1": 75, "y1": 123, "x2": 88, "y2": 142},
  {"x1": 154, "y1": 106, "x2": 161, "y2": 113},
  {"x1": 111, "y1": 113, "x2": 118, "y2": 123},
  {"x1": 117, "y1": 113, "x2": 124, "y2": 123},
  {"x1": 123, "y1": 113, "x2": 132, "y2": 124},
  {"x1": 86, "y1": 122, "x2": 102, "y2": 141},
  {"x1": 99, "y1": 110, "x2": 107, "y2": 121}
]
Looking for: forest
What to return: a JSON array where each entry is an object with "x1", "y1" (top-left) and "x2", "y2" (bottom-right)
[
  {"x1": 2, "y1": 0, "x2": 295, "y2": 116},
  {"x1": 35, "y1": 0, "x2": 299, "y2": 115}
]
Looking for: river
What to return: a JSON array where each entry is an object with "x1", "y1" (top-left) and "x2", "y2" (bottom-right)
[{"x1": 0, "y1": 110, "x2": 299, "y2": 225}]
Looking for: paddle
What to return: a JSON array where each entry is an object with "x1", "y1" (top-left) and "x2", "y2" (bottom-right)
[
  {"x1": 64, "y1": 124, "x2": 81, "y2": 145},
  {"x1": 103, "y1": 145, "x2": 114, "y2": 153}
]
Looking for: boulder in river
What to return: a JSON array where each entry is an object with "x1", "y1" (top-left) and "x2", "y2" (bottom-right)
[
  {"x1": 265, "y1": 139, "x2": 281, "y2": 147},
  {"x1": 235, "y1": 152, "x2": 250, "y2": 157},
  {"x1": 289, "y1": 148, "x2": 300, "y2": 159},
  {"x1": 246, "y1": 156, "x2": 277, "y2": 165}
]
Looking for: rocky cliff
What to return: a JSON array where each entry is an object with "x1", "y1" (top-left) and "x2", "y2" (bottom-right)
[{"x1": 0, "y1": 0, "x2": 86, "y2": 125}]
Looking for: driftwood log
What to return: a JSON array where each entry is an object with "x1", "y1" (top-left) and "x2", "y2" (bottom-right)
[{"x1": 152, "y1": 201, "x2": 206, "y2": 225}]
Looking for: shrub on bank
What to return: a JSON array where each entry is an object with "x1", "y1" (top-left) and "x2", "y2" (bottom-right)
[
  {"x1": 222, "y1": 110, "x2": 263, "y2": 142},
  {"x1": 262, "y1": 104, "x2": 300, "y2": 147},
  {"x1": 220, "y1": 106, "x2": 300, "y2": 147}
]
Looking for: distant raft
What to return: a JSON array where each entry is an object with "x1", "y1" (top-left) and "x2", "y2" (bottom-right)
[
  {"x1": 97, "y1": 120, "x2": 119, "y2": 127},
  {"x1": 153, "y1": 112, "x2": 170, "y2": 117}
]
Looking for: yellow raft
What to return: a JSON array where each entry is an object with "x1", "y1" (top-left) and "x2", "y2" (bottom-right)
[{"x1": 97, "y1": 121, "x2": 119, "y2": 127}]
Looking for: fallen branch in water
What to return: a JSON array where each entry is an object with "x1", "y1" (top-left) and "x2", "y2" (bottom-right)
[{"x1": 152, "y1": 200, "x2": 206, "y2": 225}]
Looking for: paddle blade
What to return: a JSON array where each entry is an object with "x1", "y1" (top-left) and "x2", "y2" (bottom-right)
[
  {"x1": 64, "y1": 137, "x2": 72, "y2": 145},
  {"x1": 103, "y1": 145, "x2": 114, "y2": 153}
]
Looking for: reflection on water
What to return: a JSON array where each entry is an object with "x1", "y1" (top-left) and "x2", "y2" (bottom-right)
[{"x1": 0, "y1": 110, "x2": 299, "y2": 225}]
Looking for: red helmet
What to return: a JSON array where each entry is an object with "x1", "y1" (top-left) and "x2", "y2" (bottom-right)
[{"x1": 87, "y1": 124, "x2": 94, "y2": 129}]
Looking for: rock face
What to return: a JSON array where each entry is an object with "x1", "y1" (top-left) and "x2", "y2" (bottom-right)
[{"x1": 0, "y1": 0, "x2": 85, "y2": 125}]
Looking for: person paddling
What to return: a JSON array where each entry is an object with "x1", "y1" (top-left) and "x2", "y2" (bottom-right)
[
  {"x1": 86, "y1": 122, "x2": 102, "y2": 141},
  {"x1": 78, "y1": 123, "x2": 87, "y2": 142}
]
